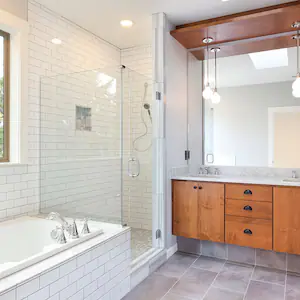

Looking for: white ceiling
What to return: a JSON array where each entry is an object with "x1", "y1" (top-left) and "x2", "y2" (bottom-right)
[{"x1": 36, "y1": 0, "x2": 295, "y2": 49}]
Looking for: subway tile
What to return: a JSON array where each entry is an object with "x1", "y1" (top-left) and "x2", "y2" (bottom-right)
[{"x1": 16, "y1": 278, "x2": 40, "y2": 300}]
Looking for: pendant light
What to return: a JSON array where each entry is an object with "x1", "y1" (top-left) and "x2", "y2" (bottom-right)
[
  {"x1": 211, "y1": 47, "x2": 221, "y2": 104},
  {"x1": 202, "y1": 37, "x2": 214, "y2": 100},
  {"x1": 292, "y1": 22, "x2": 300, "y2": 97}
]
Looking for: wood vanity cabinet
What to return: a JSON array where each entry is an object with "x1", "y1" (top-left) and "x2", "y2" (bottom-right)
[
  {"x1": 274, "y1": 186, "x2": 300, "y2": 254},
  {"x1": 172, "y1": 180, "x2": 300, "y2": 255},
  {"x1": 172, "y1": 180, "x2": 225, "y2": 243}
]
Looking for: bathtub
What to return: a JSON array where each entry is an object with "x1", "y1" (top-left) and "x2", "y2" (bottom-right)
[{"x1": 0, "y1": 216, "x2": 121, "y2": 280}]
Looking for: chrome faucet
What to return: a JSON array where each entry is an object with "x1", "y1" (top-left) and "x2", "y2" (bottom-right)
[
  {"x1": 215, "y1": 168, "x2": 221, "y2": 175},
  {"x1": 47, "y1": 212, "x2": 79, "y2": 240},
  {"x1": 292, "y1": 170, "x2": 297, "y2": 179},
  {"x1": 204, "y1": 167, "x2": 209, "y2": 175},
  {"x1": 82, "y1": 218, "x2": 90, "y2": 235}
]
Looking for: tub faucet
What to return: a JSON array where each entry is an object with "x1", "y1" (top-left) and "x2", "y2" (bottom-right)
[{"x1": 47, "y1": 212, "x2": 79, "y2": 239}]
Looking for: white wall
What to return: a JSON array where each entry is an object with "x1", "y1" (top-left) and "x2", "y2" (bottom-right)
[
  {"x1": 205, "y1": 81, "x2": 300, "y2": 167},
  {"x1": 0, "y1": 0, "x2": 28, "y2": 20},
  {"x1": 165, "y1": 18, "x2": 188, "y2": 248},
  {"x1": 121, "y1": 45, "x2": 153, "y2": 230}
]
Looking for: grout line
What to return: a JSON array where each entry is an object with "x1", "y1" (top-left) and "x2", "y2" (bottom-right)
[
  {"x1": 250, "y1": 279, "x2": 286, "y2": 287},
  {"x1": 200, "y1": 259, "x2": 227, "y2": 300},
  {"x1": 160, "y1": 254, "x2": 200, "y2": 300},
  {"x1": 243, "y1": 264, "x2": 255, "y2": 300}
]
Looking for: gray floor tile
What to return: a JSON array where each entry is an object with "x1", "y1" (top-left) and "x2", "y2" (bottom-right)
[
  {"x1": 170, "y1": 268, "x2": 217, "y2": 300},
  {"x1": 245, "y1": 281, "x2": 285, "y2": 300},
  {"x1": 252, "y1": 266, "x2": 286, "y2": 285},
  {"x1": 213, "y1": 267, "x2": 252, "y2": 293},
  {"x1": 286, "y1": 273, "x2": 300, "y2": 299},
  {"x1": 201, "y1": 240, "x2": 227, "y2": 259},
  {"x1": 228, "y1": 245, "x2": 255, "y2": 265},
  {"x1": 155, "y1": 252, "x2": 198, "y2": 279},
  {"x1": 222, "y1": 262, "x2": 254, "y2": 275},
  {"x1": 122, "y1": 273, "x2": 177, "y2": 300},
  {"x1": 256, "y1": 249, "x2": 287, "y2": 271},
  {"x1": 162, "y1": 293, "x2": 191, "y2": 300},
  {"x1": 288, "y1": 254, "x2": 300, "y2": 274},
  {"x1": 203, "y1": 287, "x2": 244, "y2": 300},
  {"x1": 193, "y1": 256, "x2": 225, "y2": 272}
]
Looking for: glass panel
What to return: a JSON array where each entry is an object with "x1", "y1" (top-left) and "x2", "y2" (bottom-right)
[
  {"x1": 0, "y1": 36, "x2": 4, "y2": 159},
  {"x1": 122, "y1": 69, "x2": 154, "y2": 260},
  {"x1": 40, "y1": 67, "x2": 123, "y2": 225}
]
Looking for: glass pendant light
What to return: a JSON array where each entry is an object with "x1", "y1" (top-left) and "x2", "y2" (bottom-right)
[
  {"x1": 211, "y1": 47, "x2": 221, "y2": 104},
  {"x1": 292, "y1": 22, "x2": 300, "y2": 97},
  {"x1": 202, "y1": 37, "x2": 214, "y2": 100}
]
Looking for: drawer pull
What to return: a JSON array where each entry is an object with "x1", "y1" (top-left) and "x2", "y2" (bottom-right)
[
  {"x1": 244, "y1": 189, "x2": 253, "y2": 195},
  {"x1": 193, "y1": 186, "x2": 197, "y2": 189},
  {"x1": 244, "y1": 229, "x2": 253, "y2": 235},
  {"x1": 243, "y1": 205, "x2": 253, "y2": 211},
  {"x1": 198, "y1": 186, "x2": 203, "y2": 190}
]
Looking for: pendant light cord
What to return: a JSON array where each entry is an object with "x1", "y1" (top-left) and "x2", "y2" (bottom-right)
[
  {"x1": 297, "y1": 29, "x2": 299, "y2": 75},
  {"x1": 214, "y1": 50, "x2": 217, "y2": 91}
]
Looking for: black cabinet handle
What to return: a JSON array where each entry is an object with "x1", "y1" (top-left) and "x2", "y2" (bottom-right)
[
  {"x1": 244, "y1": 189, "x2": 253, "y2": 195},
  {"x1": 244, "y1": 229, "x2": 253, "y2": 235},
  {"x1": 193, "y1": 186, "x2": 197, "y2": 189},
  {"x1": 198, "y1": 186, "x2": 202, "y2": 190},
  {"x1": 243, "y1": 205, "x2": 253, "y2": 211}
]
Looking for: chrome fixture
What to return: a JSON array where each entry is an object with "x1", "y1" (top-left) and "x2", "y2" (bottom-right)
[
  {"x1": 199, "y1": 167, "x2": 204, "y2": 175},
  {"x1": 202, "y1": 37, "x2": 214, "y2": 100},
  {"x1": 210, "y1": 47, "x2": 221, "y2": 104},
  {"x1": 82, "y1": 218, "x2": 91, "y2": 235},
  {"x1": 214, "y1": 168, "x2": 221, "y2": 175},
  {"x1": 292, "y1": 22, "x2": 300, "y2": 97},
  {"x1": 204, "y1": 167, "x2": 209, "y2": 175},
  {"x1": 47, "y1": 212, "x2": 79, "y2": 239},
  {"x1": 292, "y1": 170, "x2": 297, "y2": 179},
  {"x1": 132, "y1": 82, "x2": 152, "y2": 152},
  {"x1": 50, "y1": 226, "x2": 67, "y2": 244}
]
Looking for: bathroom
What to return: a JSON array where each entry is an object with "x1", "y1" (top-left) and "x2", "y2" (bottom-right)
[{"x1": 1, "y1": 0, "x2": 300, "y2": 300}]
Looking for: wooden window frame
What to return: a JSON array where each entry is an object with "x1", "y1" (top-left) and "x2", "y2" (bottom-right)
[{"x1": 0, "y1": 30, "x2": 10, "y2": 162}]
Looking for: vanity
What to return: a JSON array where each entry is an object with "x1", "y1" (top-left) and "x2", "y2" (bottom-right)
[{"x1": 172, "y1": 176, "x2": 300, "y2": 255}]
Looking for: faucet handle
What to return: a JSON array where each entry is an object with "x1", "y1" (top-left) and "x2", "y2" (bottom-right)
[
  {"x1": 68, "y1": 219, "x2": 79, "y2": 239},
  {"x1": 292, "y1": 170, "x2": 297, "y2": 179},
  {"x1": 215, "y1": 168, "x2": 221, "y2": 175},
  {"x1": 51, "y1": 226, "x2": 67, "y2": 244},
  {"x1": 199, "y1": 167, "x2": 203, "y2": 175},
  {"x1": 82, "y1": 218, "x2": 90, "y2": 235}
]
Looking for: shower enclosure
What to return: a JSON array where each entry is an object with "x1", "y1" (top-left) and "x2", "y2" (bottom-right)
[{"x1": 40, "y1": 66, "x2": 160, "y2": 262}]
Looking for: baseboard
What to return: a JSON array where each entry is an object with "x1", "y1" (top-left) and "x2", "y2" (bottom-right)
[{"x1": 167, "y1": 243, "x2": 178, "y2": 259}]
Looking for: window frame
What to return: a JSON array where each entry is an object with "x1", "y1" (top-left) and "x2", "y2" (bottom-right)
[{"x1": 0, "y1": 30, "x2": 10, "y2": 162}]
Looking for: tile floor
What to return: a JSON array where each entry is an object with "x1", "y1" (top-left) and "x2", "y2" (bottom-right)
[
  {"x1": 123, "y1": 252, "x2": 300, "y2": 300},
  {"x1": 131, "y1": 228, "x2": 152, "y2": 260}
]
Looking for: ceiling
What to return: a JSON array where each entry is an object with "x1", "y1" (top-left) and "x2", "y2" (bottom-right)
[{"x1": 36, "y1": 0, "x2": 296, "y2": 49}]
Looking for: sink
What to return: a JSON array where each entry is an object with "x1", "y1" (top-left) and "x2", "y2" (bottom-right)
[{"x1": 282, "y1": 178, "x2": 300, "y2": 183}]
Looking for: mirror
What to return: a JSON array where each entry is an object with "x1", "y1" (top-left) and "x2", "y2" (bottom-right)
[{"x1": 203, "y1": 45, "x2": 300, "y2": 168}]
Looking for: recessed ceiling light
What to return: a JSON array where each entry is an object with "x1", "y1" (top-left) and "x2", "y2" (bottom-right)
[
  {"x1": 51, "y1": 38, "x2": 62, "y2": 45},
  {"x1": 120, "y1": 20, "x2": 134, "y2": 28}
]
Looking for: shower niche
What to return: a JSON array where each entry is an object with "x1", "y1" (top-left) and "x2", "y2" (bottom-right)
[{"x1": 76, "y1": 106, "x2": 92, "y2": 131}]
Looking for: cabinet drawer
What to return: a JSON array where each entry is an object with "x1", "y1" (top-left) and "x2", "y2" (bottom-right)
[
  {"x1": 225, "y1": 199, "x2": 272, "y2": 220},
  {"x1": 225, "y1": 215, "x2": 272, "y2": 250},
  {"x1": 226, "y1": 184, "x2": 272, "y2": 202}
]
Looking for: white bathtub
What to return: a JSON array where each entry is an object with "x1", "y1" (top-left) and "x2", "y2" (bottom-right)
[{"x1": 0, "y1": 216, "x2": 121, "y2": 280}]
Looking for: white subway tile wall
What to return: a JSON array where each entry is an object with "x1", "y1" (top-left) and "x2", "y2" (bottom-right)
[
  {"x1": 0, "y1": 231, "x2": 131, "y2": 300},
  {"x1": 121, "y1": 46, "x2": 153, "y2": 230}
]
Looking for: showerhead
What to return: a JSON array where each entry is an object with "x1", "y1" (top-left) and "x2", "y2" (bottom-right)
[{"x1": 143, "y1": 103, "x2": 150, "y2": 110}]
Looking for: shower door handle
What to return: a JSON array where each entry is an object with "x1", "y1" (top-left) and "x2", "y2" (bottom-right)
[{"x1": 128, "y1": 157, "x2": 140, "y2": 178}]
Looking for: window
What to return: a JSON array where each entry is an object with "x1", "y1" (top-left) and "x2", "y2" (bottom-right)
[{"x1": 0, "y1": 30, "x2": 10, "y2": 162}]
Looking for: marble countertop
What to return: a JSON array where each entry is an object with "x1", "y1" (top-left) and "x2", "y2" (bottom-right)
[{"x1": 172, "y1": 175, "x2": 300, "y2": 187}]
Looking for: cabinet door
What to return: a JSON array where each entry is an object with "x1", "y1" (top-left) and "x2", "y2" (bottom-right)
[
  {"x1": 198, "y1": 182, "x2": 225, "y2": 243},
  {"x1": 274, "y1": 187, "x2": 300, "y2": 254},
  {"x1": 172, "y1": 180, "x2": 199, "y2": 239}
]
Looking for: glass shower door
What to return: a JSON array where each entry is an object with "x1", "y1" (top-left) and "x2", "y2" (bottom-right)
[{"x1": 122, "y1": 68, "x2": 157, "y2": 260}]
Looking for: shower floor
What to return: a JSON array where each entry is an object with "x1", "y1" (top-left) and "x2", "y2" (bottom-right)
[{"x1": 131, "y1": 228, "x2": 152, "y2": 261}]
